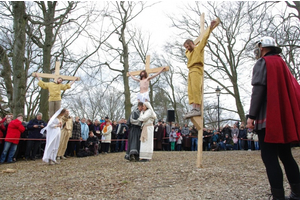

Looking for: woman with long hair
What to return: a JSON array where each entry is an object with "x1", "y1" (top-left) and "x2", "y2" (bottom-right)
[{"x1": 41, "y1": 108, "x2": 66, "y2": 164}]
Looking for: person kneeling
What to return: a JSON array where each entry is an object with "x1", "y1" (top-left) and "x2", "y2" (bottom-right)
[{"x1": 85, "y1": 131, "x2": 99, "y2": 156}]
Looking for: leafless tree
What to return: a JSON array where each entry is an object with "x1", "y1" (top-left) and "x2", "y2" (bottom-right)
[
  {"x1": 100, "y1": 1, "x2": 156, "y2": 119},
  {"x1": 271, "y1": 2, "x2": 300, "y2": 81},
  {"x1": 0, "y1": 2, "x2": 27, "y2": 117},
  {"x1": 0, "y1": 2, "x2": 120, "y2": 120},
  {"x1": 65, "y1": 86, "x2": 125, "y2": 121}
]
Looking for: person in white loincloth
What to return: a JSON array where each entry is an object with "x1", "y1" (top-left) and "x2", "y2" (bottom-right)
[{"x1": 128, "y1": 68, "x2": 166, "y2": 103}]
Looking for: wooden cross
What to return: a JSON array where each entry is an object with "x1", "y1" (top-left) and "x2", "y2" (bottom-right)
[
  {"x1": 31, "y1": 61, "x2": 80, "y2": 82},
  {"x1": 126, "y1": 55, "x2": 169, "y2": 77},
  {"x1": 189, "y1": 13, "x2": 220, "y2": 168}
]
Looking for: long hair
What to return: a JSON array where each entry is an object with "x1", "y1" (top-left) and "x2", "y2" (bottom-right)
[
  {"x1": 140, "y1": 70, "x2": 148, "y2": 80},
  {"x1": 57, "y1": 108, "x2": 67, "y2": 117}
]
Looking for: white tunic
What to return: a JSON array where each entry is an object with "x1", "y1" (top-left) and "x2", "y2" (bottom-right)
[
  {"x1": 138, "y1": 109, "x2": 155, "y2": 160},
  {"x1": 42, "y1": 118, "x2": 61, "y2": 163}
]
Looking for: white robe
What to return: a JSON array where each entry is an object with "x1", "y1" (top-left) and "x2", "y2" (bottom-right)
[
  {"x1": 42, "y1": 118, "x2": 61, "y2": 163},
  {"x1": 138, "y1": 109, "x2": 155, "y2": 160}
]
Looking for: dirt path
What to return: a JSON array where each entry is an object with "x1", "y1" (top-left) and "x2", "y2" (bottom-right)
[{"x1": 1, "y1": 149, "x2": 299, "y2": 199}]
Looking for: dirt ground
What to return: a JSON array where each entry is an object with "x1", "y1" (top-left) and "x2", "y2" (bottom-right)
[{"x1": 1, "y1": 149, "x2": 299, "y2": 200}]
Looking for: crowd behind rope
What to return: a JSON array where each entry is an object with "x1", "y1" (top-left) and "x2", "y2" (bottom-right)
[{"x1": 0, "y1": 112, "x2": 265, "y2": 163}]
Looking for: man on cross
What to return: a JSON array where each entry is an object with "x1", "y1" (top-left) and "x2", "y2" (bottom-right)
[
  {"x1": 183, "y1": 19, "x2": 219, "y2": 119},
  {"x1": 35, "y1": 73, "x2": 78, "y2": 117},
  {"x1": 128, "y1": 67, "x2": 166, "y2": 103}
]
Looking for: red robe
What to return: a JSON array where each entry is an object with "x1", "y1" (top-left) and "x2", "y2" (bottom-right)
[{"x1": 264, "y1": 55, "x2": 300, "y2": 143}]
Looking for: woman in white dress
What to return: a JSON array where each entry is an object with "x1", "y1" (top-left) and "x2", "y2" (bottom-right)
[
  {"x1": 138, "y1": 102, "x2": 157, "y2": 162},
  {"x1": 41, "y1": 108, "x2": 66, "y2": 164}
]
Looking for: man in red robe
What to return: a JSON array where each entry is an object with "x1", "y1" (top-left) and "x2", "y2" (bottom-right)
[{"x1": 247, "y1": 36, "x2": 300, "y2": 200}]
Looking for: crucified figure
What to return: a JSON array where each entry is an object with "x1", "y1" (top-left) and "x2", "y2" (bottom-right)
[
  {"x1": 183, "y1": 18, "x2": 219, "y2": 119},
  {"x1": 128, "y1": 67, "x2": 166, "y2": 103}
]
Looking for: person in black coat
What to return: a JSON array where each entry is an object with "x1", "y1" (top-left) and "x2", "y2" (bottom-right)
[
  {"x1": 85, "y1": 131, "x2": 99, "y2": 156},
  {"x1": 25, "y1": 113, "x2": 46, "y2": 160}
]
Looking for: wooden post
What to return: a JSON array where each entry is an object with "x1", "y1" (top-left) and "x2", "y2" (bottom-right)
[
  {"x1": 126, "y1": 55, "x2": 169, "y2": 76},
  {"x1": 191, "y1": 116, "x2": 204, "y2": 168},
  {"x1": 189, "y1": 14, "x2": 220, "y2": 168}
]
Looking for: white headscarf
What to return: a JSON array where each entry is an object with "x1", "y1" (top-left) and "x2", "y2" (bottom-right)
[
  {"x1": 144, "y1": 102, "x2": 157, "y2": 120},
  {"x1": 40, "y1": 108, "x2": 64, "y2": 134}
]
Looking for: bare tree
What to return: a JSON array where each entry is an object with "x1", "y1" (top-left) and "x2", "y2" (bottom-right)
[
  {"x1": 24, "y1": 2, "x2": 79, "y2": 120},
  {"x1": 0, "y1": 1, "x2": 120, "y2": 120},
  {"x1": 65, "y1": 86, "x2": 125, "y2": 121},
  {"x1": 101, "y1": 1, "x2": 155, "y2": 119},
  {"x1": 272, "y1": 2, "x2": 300, "y2": 81},
  {"x1": 0, "y1": 2, "x2": 27, "y2": 116},
  {"x1": 286, "y1": 1, "x2": 300, "y2": 20}
]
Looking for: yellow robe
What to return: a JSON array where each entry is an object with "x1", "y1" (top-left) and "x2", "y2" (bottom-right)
[
  {"x1": 57, "y1": 116, "x2": 73, "y2": 157},
  {"x1": 38, "y1": 80, "x2": 71, "y2": 101},
  {"x1": 185, "y1": 27, "x2": 212, "y2": 105}
]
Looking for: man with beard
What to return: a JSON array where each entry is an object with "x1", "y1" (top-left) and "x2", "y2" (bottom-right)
[
  {"x1": 154, "y1": 120, "x2": 164, "y2": 151},
  {"x1": 57, "y1": 109, "x2": 73, "y2": 160},
  {"x1": 35, "y1": 74, "x2": 78, "y2": 118},
  {"x1": 183, "y1": 19, "x2": 219, "y2": 119},
  {"x1": 128, "y1": 68, "x2": 166, "y2": 103},
  {"x1": 125, "y1": 102, "x2": 143, "y2": 161}
]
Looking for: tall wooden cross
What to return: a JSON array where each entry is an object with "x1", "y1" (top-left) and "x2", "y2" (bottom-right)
[
  {"x1": 31, "y1": 61, "x2": 80, "y2": 82},
  {"x1": 126, "y1": 55, "x2": 169, "y2": 77},
  {"x1": 190, "y1": 13, "x2": 220, "y2": 168}
]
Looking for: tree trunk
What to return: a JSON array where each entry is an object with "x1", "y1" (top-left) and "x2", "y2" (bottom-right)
[
  {"x1": 0, "y1": 46, "x2": 13, "y2": 110},
  {"x1": 233, "y1": 82, "x2": 246, "y2": 123},
  {"x1": 120, "y1": 25, "x2": 131, "y2": 120},
  {"x1": 39, "y1": 3, "x2": 56, "y2": 121},
  {"x1": 12, "y1": 1, "x2": 26, "y2": 116}
]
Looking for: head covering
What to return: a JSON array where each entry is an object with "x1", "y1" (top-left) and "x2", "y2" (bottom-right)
[
  {"x1": 256, "y1": 36, "x2": 282, "y2": 54},
  {"x1": 40, "y1": 108, "x2": 64, "y2": 135},
  {"x1": 143, "y1": 102, "x2": 157, "y2": 120}
]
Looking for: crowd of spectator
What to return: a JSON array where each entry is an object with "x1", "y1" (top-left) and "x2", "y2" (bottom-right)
[{"x1": 0, "y1": 112, "x2": 262, "y2": 164}]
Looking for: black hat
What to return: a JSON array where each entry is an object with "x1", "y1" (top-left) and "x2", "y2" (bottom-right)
[
  {"x1": 158, "y1": 119, "x2": 162, "y2": 122},
  {"x1": 105, "y1": 116, "x2": 109, "y2": 119}
]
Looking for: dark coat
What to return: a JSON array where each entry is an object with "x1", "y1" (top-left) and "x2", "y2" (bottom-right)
[
  {"x1": 27, "y1": 118, "x2": 46, "y2": 139},
  {"x1": 86, "y1": 135, "x2": 99, "y2": 147}
]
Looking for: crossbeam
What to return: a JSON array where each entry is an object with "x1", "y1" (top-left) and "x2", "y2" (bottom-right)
[
  {"x1": 127, "y1": 55, "x2": 169, "y2": 76},
  {"x1": 31, "y1": 61, "x2": 80, "y2": 82}
]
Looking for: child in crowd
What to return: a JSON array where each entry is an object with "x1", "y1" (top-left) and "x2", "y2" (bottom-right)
[
  {"x1": 253, "y1": 133, "x2": 259, "y2": 150},
  {"x1": 232, "y1": 134, "x2": 238, "y2": 150},
  {"x1": 176, "y1": 131, "x2": 183, "y2": 151},
  {"x1": 169, "y1": 128, "x2": 177, "y2": 151},
  {"x1": 247, "y1": 129, "x2": 253, "y2": 151},
  {"x1": 211, "y1": 141, "x2": 219, "y2": 151}
]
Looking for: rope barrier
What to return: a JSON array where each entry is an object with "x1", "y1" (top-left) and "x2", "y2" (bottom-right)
[{"x1": 0, "y1": 137, "x2": 257, "y2": 142}]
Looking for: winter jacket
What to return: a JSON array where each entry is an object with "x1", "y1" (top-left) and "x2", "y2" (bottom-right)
[
  {"x1": 27, "y1": 118, "x2": 46, "y2": 139},
  {"x1": 5, "y1": 119, "x2": 25, "y2": 144}
]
